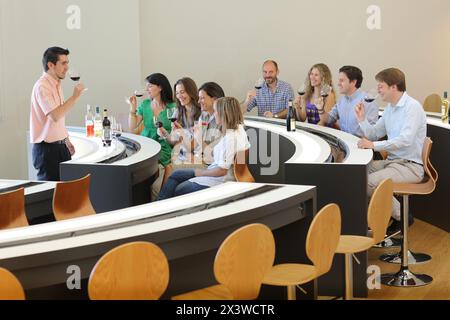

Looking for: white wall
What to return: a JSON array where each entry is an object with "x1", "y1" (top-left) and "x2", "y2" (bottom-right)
[
  {"x1": 1, "y1": 0, "x2": 450, "y2": 179},
  {"x1": 0, "y1": 0, "x2": 141, "y2": 179},
  {"x1": 140, "y1": 0, "x2": 450, "y2": 102}
]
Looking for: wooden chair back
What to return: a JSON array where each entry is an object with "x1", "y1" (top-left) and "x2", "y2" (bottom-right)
[
  {"x1": 423, "y1": 93, "x2": 441, "y2": 113},
  {"x1": 422, "y1": 137, "x2": 438, "y2": 190},
  {"x1": 0, "y1": 268, "x2": 25, "y2": 300},
  {"x1": 53, "y1": 174, "x2": 96, "y2": 221},
  {"x1": 306, "y1": 204, "x2": 341, "y2": 277},
  {"x1": 88, "y1": 241, "x2": 169, "y2": 300},
  {"x1": 214, "y1": 223, "x2": 275, "y2": 299},
  {"x1": 0, "y1": 188, "x2": 29, "y2": 230},
  {"x1": 368, "y1": 179, "x2": 394, "y2": 244},
  {"x1": 234, "y1": 149, "x2": 255, "y2": 183}
]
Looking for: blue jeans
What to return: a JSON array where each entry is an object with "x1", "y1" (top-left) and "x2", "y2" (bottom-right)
[{"x1": 157, "y1": 169, "x2": 209, "y2": 200}]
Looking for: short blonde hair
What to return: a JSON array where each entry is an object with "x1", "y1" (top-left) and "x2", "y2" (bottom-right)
[{"x1": 214, "y1": 97, "x2": 243, "y2": 132}]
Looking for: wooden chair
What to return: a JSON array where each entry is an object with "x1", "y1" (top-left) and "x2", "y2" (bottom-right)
[
  {"x1": 422, "y1": 93, "x2": 441, "y2": 113},
  {"x1": 88, "y1": 241, "x2": 169, "y2": 300},
  {"x1": 0, "y1": 187, "x2": 29, "y2": 230},
  {"x1": 336, "y1": 179, "x2": 393, "y2": 299},
  {"x1": 0, "y1": 268, "x2": 25, "y2": 300},
  {"x1": 172, "y1": 223, "x2": 275, "y2": 300},
  {"x1": 53, "y1": 174, "x2": 96, "y2": 221},
  {"x1": 234, "y1": 149, "x2": 255, "y2": 183},
  {"x1": 380, "y1": 137, "x2": 437, "y2": 287},
  {"x1": 262, "y1": 204, "x2": 341, "y2": 300}
]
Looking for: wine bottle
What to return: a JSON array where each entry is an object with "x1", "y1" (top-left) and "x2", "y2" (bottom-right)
[
  {"x1": 286, "y1": 100, "x2": 296, "y2": 132},
  {"x1": 85, "y1": 105, "x2": 94, "y2": 137},
  {"x1": 94, "y1": 106, "x2": 103, "y2": 138},
  {"x1": 442, "y1": 91, "x2": 449, "y2": 123},
  {"x1": 102, "y1": 109, "x2": 112, "y2": 147}
]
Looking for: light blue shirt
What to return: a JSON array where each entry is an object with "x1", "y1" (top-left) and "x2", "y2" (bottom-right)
[
  {"x1": 327, "y1": 90, "x2": 379, "y2": 137},
  {"x1": 359, "y1": 92, "x2": 426, "y2": 164}
]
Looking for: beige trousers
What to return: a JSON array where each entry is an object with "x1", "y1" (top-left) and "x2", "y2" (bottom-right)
[{"x1": 368, "y1": 159, "x2": 424, "y2": 220}]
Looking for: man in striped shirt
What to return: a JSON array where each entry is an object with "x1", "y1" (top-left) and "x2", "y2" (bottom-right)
[{"x1": 241, "y1": 60, "x2": 294, "y2": 118}]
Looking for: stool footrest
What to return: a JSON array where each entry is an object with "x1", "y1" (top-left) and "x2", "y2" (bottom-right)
[
  {"x1": 381, "y1": 267, "x2": 432, "y2": 287},
  {"x1": 379, "y1": 250, "x2": 431, "y2": 265}
]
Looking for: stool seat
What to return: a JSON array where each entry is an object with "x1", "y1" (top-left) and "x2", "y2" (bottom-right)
[
  {"x1": 393, "y1": 179, "x2": 435, "y2": 196},
  {"x1": 263, "y1": 264, "x2": 317, "y2": 286},
  {"x1": 336, "y1": 236, "x2": 375, "y2": 254},
  {"x1": 172, "y1": 284, "x2": 233, "y2": 300}
]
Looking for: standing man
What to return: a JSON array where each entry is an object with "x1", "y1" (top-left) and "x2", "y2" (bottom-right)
[
  {"x1": 355, "y1": 68, "x2": 426, "y2": 232},
  {"x1": 30, "y1": 47, "x2": 86, "y2": 181},
  {"x1": 242, "y1": 60, "x2": 294, "y2": 118},
  {"x1": 318, "y1": 66, "x2": 379, "y2": 137}
]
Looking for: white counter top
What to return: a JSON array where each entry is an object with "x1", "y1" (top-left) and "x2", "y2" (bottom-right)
[
  {"x1": 0, "y1": 182, "x2": 314, "y2": 259},
  {"x1": 245, "y1": 116, "x2": 373, "y2": 165},
  {"x1": 65, "y1": 127, "x2": 161, "y2": 166}
]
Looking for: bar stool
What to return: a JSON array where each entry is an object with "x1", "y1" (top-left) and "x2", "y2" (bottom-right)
[
  {"x1": 336, "y1": 179, "x2": 393, "y2": 299},
  {"x1": 0, "y1": 187, "x2": 29, "y2": 230},
  {"x1": 172, "y1": 223, "x2": 275, "y2": 300},
  {"x1": 88, "y1": 241, "x2": 169, "y2": 300},
  {"x1": 261, "y1": 204, "x2": 341, "y2": 300},
  {"x1": 234, "y1": 149, "x2": 255, "y2": 182},
  {"x1": 53, "y1": 174, "x2": 96, "y2": 221},
  {"x1": 380, "y1": 137, "x2": 437, "y2": 287}
]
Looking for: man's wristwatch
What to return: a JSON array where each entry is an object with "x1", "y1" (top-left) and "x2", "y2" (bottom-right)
[{"x1": 274, "y1": 114, "x2": 279, "y2": 118}]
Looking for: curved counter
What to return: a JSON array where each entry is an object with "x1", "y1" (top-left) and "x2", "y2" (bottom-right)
[
  {"x1": 0, "y1": 182, "x2": 316, "y2": 300},
  {"x1": 23, "y1": 128, "x2": 161, "y2": 221}
]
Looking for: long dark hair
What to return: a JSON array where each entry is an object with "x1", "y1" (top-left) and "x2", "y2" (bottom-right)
[
  {"x1": 145, "y1": 73, "x2": 174, "y2": 105},
  {"x1": 174, "y1": 77, "x2": 201, "y2": 128}
]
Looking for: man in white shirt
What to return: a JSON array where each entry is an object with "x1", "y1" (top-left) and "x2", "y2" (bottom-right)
[{"x1": 355, "y1": 68, "x2": 427, "y2": 232}]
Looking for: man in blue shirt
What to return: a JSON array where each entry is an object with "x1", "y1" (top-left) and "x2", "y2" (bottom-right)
[
  {"x1": 319, "y1": 66, "x2": 379, "y2": 137},
  {"x1": 242, "y1": 60, "x2": 294, "y2": 118},
  {"x1": 356, "y1": 68, "x2": 426, "y2": 231}
]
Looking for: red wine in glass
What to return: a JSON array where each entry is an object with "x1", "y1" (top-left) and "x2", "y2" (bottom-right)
[
  {"x1": 170, "y1": 117, "x2": 177, "y2": 123},
  {"x1": 156, "y1": 121, "x2": 163, "y2": 128},
  {"x1": 70, "y1": 76, "x2": 81, "y2": 82},
  {"x1": 364, "y1": 98, "x2": 375, "y2": 103}
]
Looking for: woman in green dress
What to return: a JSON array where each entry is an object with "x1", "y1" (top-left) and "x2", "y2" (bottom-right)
[{"x1": 128, "y1": 73, "x2": 176, "y2": 198}]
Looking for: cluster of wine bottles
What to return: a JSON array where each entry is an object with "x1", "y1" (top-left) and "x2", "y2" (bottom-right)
[{"x1": 85, "y1": 105, "x2": 112, "y2": 146}]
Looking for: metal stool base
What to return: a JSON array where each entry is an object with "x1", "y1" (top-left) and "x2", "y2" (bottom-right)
[
  {"x1": 381, "y1": 268, "x2": 433, "y2": 287},
  {"x1": 373, "y1": 237, "x2": 402, "y2": 249},
  {"x1": 380, "y1": 250, "x2": 432, "y2": 265}
]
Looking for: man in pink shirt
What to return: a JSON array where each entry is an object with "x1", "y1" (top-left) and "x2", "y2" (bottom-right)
[{"x1": 30, "y1": 47, "x2": 85, "y2": 181}]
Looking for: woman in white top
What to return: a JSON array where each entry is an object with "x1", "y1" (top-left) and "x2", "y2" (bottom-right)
[{"x1": 157, "y1": 97, "x2": 250, "y2": 200}]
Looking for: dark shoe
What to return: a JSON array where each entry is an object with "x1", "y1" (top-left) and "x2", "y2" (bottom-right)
[{"x1": 386, "y1": 216, "x2": 415, "y2": 235}]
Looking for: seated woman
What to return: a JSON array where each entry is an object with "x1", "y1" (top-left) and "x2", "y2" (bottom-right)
[
  {"x1": 127, "y1": 73, "x2": 177, "y2": 198},
  {"x1": 157, "y1": 97, "x2": 250, "y2": 200},
  {"x1": 159, "y1": 77, "x2": 202, "y2": 166},
  {"x1": 195, "y1": 82, "x2": 225, "y2": 164},
  {"x1": 294, "y1": 63, "x2": 336, "y2": 125}
]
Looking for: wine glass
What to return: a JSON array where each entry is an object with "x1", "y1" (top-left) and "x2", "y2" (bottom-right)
[
  {"x1": 134, "y1": 88, "x2": 145, "y2": 98},
  {"x1": 254, "y1": 78, "x2": 265, "y2": 90},
  {"x1": 166, "y1": 108, "x2": 177, "y2": 123},
  {"x1": 364, "y1": 88, "x2": 378, "y2": 103},
  {"x1": 153, "y1": 115, "x2": 165, "y2": 140},
  {"x1": 297, "y1": 84, "x2": 306, "y2": 96},
  {"x1": 68, "y1": 69, "x2": 80, "y2": 82},
  {"x1": 200, "y1": 112, "x2": 210, "y2": 127},
  {"x1": 320, "y1": 84, "x2": 331, "y2": 99}
]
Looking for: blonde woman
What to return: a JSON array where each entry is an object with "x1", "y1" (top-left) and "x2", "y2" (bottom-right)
[
  {"x1": 295, "y1": 63, "x2": 336, "y2": 124},
  {"x1": 157, "y1": 97, "x2": 250, "y2": 200}
]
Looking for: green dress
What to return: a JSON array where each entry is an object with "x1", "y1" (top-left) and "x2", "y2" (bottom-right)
[{"x1": 137, "y1": 99, "x2": 177, "y2": 167}]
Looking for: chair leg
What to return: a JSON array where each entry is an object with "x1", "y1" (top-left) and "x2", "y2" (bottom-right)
[
  {"x1": 344, "y1": 253, "x2": 353, "y2": 300},
  {"x1": 287, "y1": 285, "x2": 296, "y2": 300},
  {"x1": 381, "y1": 195, "x2": 433, "y2": 287}
]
